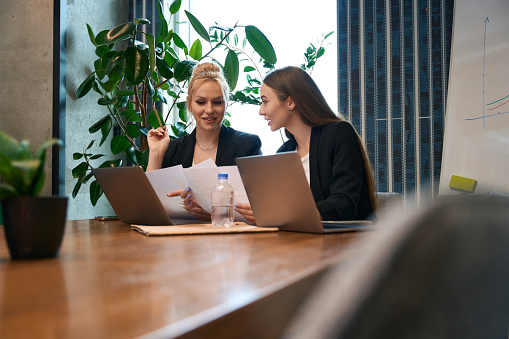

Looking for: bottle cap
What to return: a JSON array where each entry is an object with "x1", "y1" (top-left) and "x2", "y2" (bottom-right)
[{"x1": 218, "y1": 173, "x2": 228, "y2": 179}]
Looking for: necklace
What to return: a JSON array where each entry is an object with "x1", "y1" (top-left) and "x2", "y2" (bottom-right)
[{"x1": 196, "y1": 139, "x2": 218, "y2": 151}]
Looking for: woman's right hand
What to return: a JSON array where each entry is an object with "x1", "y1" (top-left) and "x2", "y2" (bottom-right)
[
  {"x1": 146, "y1": 127, "x2": 170, "y2": 172},
  {"x1": 147, "y1": 126, "x2": 170, "y2": 155},
  {"x1": 168, "y1": 188, "x2": 212, "y2": 221}
]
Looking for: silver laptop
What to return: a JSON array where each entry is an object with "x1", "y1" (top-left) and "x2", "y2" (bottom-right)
[
  {"x1": 236, "y1": 152, "x2": 374, "y2": 233},
  {"x1": 92, "y1": 167, "x2": 196, "y2": 226}
]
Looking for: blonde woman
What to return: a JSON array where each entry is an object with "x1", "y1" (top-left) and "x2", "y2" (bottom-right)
[{"x1": 147, "y1": 62, "x2": 261, "y2": 219}]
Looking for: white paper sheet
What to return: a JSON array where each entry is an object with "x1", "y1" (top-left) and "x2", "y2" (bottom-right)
[
  {"x1": 146, "y1": 165, "x2": 198, "y2": 220},
  {"x1": 183, "y1": 165, "x2": 249, "y2": 212},
  {"x1": 145, "y1": 163, "x2": 250, "y2": 223}
]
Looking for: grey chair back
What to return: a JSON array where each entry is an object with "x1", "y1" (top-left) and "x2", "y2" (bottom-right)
[{"x1": 284, "y1": 195, "x2": 509, "y2": 339}]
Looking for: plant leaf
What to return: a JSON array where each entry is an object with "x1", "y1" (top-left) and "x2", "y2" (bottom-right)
[
  {"x1": 89, "y1": 115, "x2": 111, "y2": 133},
  {"x1": 316, "y1": 47, "x2": 325, "y2": 58},
  {"x1": 157, "y1": 0, "x2": 165, "y2": 19},
  {"x1": 105, "y1": 54, "x2": 122, "y2": 75},
  {"x1": 148, "y1": 110, "x2": 165, "y2": 128},
  {"x1": 72, "y1": 178, "x2": 83, "y2": 199},
  {"x1": 189, "y1": 39, "x2": 203, "y2": 60},
  {"x1": 179, "y1": 107, "x2": 188, "y2": 122},
  {"x1": 324, "y1": 31, "x2": 334, "y2": 39},
  {"x1": 164, "y1": 49, "x2": 178, "y2": 68},
  {"x1": 94, "y1": 59, "x2": 105, "y2": 80},
  {"x1": 210, "y1": 25, "x2": 233, "y2": 32},
  {"x1": 122, "y1": 46, "x2": 150, "y2": 86},
  {"x1": 99, "y1": 118, "x2": 113, "y2": 146},
  {"x1": 90, "y1": 180, "x2": 103, "y2": 206},
  {"x1": 136, "y1": 149, "x2": 150, "y2": 169},
  {"x1": 95, "y1": 45, "x2": 110, "y2": 58},
  {"x1": 86, "y1": 24, "x2": 97, "y2": 47},
  {"x1": 98, "y1": 97, "x2": 117, "y2": 106},
  {"x1": 11, "y1": 160, "x2": 40, "y2": 186},
  {"x1": 125, "y1": 146, "x2": 138, "y2": 165},
  {"x1": 76, "y1": 73, "x2": 96, "y2": 98},
  {"x1": 0, "y1": 153, "x2": 26, "y2": 195},
  {"x1": 169, "y1": 0, "x2": 181, "y2": 14},
  {"x1": 34, "y1": 138, "x2": 62, "y2": 161},
  {"x1": 116, "y1": 89, "x2": 135, "y2": 97},
  {"x1": 73, "y1": 153, "x2": 83, "y2": 160},
  {"x1": 184, "y1": 11, "x2": 210, "y2": 42},
  {"x1": 86, "y1": 140, "x2": 95, "y2": 150},
  {"x1": 245, "y1": 26, "x2": 277, "y2": 64},
  {"x1": 145, "y1": 33, "x2": 156, "y2": 75},
  {"x1": 154, "y1": 88, "x2": 167, "y2": 104},
  {"x1": 156, "y1": 57, "x2": 174, "y2": 79},
  {"x1": 110, "y1": 135, "x2": 129, "y2": 155},
  {"x1": 157, "y1": 17, "x2": 169, "y2": 39},
  {"x1": 137, "y1": 18, "x2": 151, "y2": 25},
  {"x1": 123, "y1": 109, "x2": 142, "y2": 123},
  {"x1": 147, "y1": 80, "x2": 155, "y2": 97},
  {"x1": 174, "y1": 60, "x2": 198, "y2": 82},
  {"x1": 95, "y1": 30, "x2": 109, "y2": 45},
  {"x1": 137, "y1": 126, "x2": 150, "y2": 137},
  {"x1": 104, "y1": 22, "x2": 136, "y2": 44},
  {"x1": 107, "y1": 63, "x2": 124, "y2": 90},
  {"x1": 72, "y1": 162, "x2": 89, "y2": 179},
  {"x1": 0, "y1": 130, "x2": 21, "y2": 160},
  {"x1": 99, "y1": 159, "x2": 122, "y2": 168},
  {"x1": 224, "y1": 49, "x2": 239, "y2": 90},
  {"x1": 126, "y1": 124, "x2": 140, "y2": 138},
  {"x1": 30, "y1": 162, "x2": 46, "y2": 196},
  {"x1": 172, "y1": 33, "x2": 188, "y2": 55}
]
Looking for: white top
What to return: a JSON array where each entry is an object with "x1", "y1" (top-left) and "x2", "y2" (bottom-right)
[{"x1": 300, "y1": 153, "x2": 310, "y2": 185}]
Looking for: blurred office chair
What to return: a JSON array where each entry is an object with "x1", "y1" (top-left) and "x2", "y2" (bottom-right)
[{"x1": 284, "y1": 195, "x2": 509, "y2": 339}]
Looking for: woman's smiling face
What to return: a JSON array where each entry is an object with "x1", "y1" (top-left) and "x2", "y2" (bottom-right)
[
  {"x1": 188, "y1": 81, "x2": 225, "y2": 132},
  {"x1": 259, "y1": 83, "x2": 293, "y2": 132}
]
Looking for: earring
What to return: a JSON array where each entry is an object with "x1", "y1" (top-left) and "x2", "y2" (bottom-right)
[{"x1": 289, "y1": 109, "x2": 293, "y2": 115}]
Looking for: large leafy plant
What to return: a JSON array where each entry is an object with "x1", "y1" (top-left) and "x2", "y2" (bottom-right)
[
  {"x1": 0, "y1": 131, "x2": 62, "y2": 199},
  {"x1": 72, "y1": 0, "x2": 333, "y2": 206},
  {"x1": 72, "y1": 0, "x2": 276, "y2": 206}
]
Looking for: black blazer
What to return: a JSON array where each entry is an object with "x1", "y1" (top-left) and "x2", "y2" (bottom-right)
[
  {"x1": 278, "y1": 121, "x2": 373, "y2": 221},
  {"x1": 161, "y1": 125, "x2": 262, "y2": 168}
]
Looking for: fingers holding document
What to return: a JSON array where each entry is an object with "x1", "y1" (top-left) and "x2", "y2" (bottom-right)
[
  {"x1": 234, "y1": 203, "x2": 256, "y2": 225},
  {"x1": 170, "y1": 187, "x2": 211, "y2": 221}
]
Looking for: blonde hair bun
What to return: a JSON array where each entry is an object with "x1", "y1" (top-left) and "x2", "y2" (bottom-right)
[{"x1": 192, "y1": 62, "x2": 222, "y2": 77}]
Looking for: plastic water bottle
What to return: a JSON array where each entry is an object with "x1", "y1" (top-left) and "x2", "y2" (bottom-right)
[{"x1": 211, "y1": 173, "x2": 234, "y2": 227}]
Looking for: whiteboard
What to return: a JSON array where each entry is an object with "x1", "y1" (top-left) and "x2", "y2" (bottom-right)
[{"x1": 440, "y1": 0, "x2": 509, "y2": 195}]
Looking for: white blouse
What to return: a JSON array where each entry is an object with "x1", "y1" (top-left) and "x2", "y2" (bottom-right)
[{"x1": 300, "y1": 153, "x2": 310, "y2": 185}]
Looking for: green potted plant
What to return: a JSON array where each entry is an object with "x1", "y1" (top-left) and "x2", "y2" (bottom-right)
[{"x1": 0, "y1": 130, "x2": 66, "y2": 259}]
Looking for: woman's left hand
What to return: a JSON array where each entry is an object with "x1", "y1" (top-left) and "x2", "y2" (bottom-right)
[
  {"x1": 168, "y1": 188, "x2": 211, "y2": 221},
  {"x1": 234, "y1": 202, "x2": 256, "y2": 225}
]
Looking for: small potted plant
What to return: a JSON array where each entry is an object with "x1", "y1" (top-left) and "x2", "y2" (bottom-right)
[{"x1": 0, "y1": 130, "x2": 66, "y2": 259}]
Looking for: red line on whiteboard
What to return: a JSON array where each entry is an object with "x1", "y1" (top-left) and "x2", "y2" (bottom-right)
[{"x1": 489, "y1": 98, "x2": 509, "y2": 110}]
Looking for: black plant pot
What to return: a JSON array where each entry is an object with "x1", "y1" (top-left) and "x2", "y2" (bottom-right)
[{"x1": 1, "y1": 196, "x2": 68, "y2": 259}]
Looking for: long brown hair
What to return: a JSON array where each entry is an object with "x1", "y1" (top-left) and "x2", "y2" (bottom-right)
[{"x1": 263, "y1": 66, "x2": 377, "y2": 211}]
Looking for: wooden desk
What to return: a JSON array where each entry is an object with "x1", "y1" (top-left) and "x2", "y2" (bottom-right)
[{"x1": 0, "y1": 219, "x2": 366, "y2": 339}]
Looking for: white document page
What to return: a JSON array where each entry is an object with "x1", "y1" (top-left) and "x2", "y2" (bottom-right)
[
  {"x1": 183, "y1": 165, "x2": 250, "y2": 222},
  {"x1": 145, "y1": 165, "x2": 198, "y2": 220}
]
